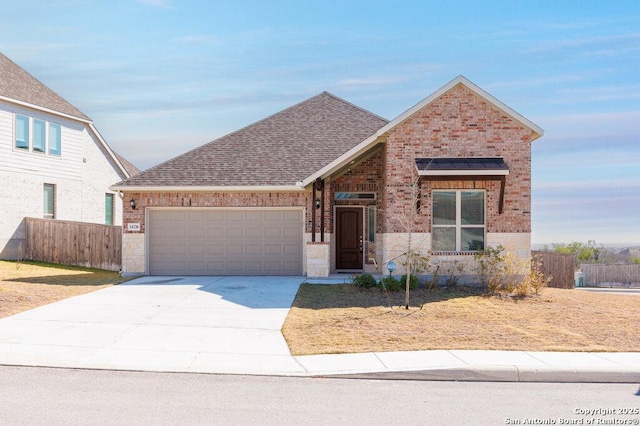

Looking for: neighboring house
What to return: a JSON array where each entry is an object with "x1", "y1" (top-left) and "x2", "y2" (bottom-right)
[
  {"x1": 0, "y1": 53, "x2": 139, "y2": 260},
  {"x1": 112, "y1": 76, "x2": 543, "y2": 277}
]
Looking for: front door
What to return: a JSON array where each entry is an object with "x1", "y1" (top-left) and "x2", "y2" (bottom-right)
[{"x1": 336, "y1": 207, "x2": 363, "y2": 270}]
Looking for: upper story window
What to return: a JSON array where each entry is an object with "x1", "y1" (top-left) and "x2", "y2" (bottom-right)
[
  {"x1": 432, "y1": 190, "x2": 485, "y2": 252},
  {"x1": 49, "y1": 123, "x2": 61, "y2": 156},
  {"x1": 15, "y1": 115, "x2": 29, "y2": 150},
  {"x1": 33, "y1": 119, "x2": 46, "y2": 153},
  {"x1": 14, "y1": 114, "x2": 62, "y2": 156}
]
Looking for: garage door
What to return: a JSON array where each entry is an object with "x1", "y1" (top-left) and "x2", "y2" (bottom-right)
[{"x1": 148, "y1": 209, "x2": 303, "y2": 275}]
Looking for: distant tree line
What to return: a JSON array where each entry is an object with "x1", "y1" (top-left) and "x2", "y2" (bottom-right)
[{"x1": 541, "y1": 240, "x2": 639, "y2": 266}]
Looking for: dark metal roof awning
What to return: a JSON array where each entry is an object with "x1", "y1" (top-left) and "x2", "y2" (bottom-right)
[
  {"x1": 415, "y1": 157, "x2": 509, "y2": 214},
  {"x1": 415, "y1": 157, "x2": 509, "y2": 176}
]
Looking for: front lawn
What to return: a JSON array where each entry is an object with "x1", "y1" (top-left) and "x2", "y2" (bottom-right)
[
  {"x1": 0, "y1": 260, "x2": 132, "y2": 318},
  {"x1": 282, "y1": 284, "x2": 640, "y2": 355}
]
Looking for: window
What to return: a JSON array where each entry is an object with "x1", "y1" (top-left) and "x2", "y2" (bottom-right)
[
  {"x1": 105, "y1": 194, "x2": 114, "y2": 225},
  {"x1": 366, "y1": 206, "x2": 376, "y2": 263},
  {"x1": 432, "y1": 190, "x2": 485, "y2": 251},
  {"x1": 14, "y1": 114, "x2": 62, "y2": 156},
  {"x1": 367, "y1": 206, "x2": 376, "y2": 243},
  {"x1": 49, "y1": 123, "x2": 61, "y2": 156},
  {"x1": 15, "y1": 115, "x2": 29, "y2": 150},
  {"x1": 335, "y1": 192, "x2": 376, "y2": 200},
  {"x1": 43, "y1": 184, "x2": 56, "y2": 219},
  {"x1": 33, "y1": 119, "x2": 46, "y2": 153}
]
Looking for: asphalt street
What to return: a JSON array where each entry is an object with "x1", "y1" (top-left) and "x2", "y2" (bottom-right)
[{"x1": 1, "y1": 366, "x2": 639, "y2": 425}]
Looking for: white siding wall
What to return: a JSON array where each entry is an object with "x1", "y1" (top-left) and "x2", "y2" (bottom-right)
[{"x1": 0, "y1": 100, "x2": 125, "y2": 260}]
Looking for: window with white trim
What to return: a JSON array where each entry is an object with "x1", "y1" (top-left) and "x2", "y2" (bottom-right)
[
  {"x1": 14, "y1": 114, "x2": 62, "y2": 156},
  {"x1": 432, "y1": 190, "x2": 485, "y2": 251},
  {"x1": 43, "y1": 184, "x2": 56, "y2": 219},
  {"x1": 105, "y1": 193, "x2": 114, "y2": 225},
  {"x1": 33, "y1": 119, "x2": 46, "y2": 153},
  {"x1": 49, "y1": 123, "x2": 61, "y2": 156},
  {"x1": 15, "y1": 115, "x2": 29, "y2": 150}
]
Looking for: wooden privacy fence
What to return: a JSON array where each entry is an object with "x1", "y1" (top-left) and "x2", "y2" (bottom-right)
[
  {"x1": 531, "y1": 250, "x2": 575, "y2": 289},
  {"x1": 581, "y1": 264, "x2": 640, "y2": 286},
  {"x1": 25, "y1": 218, "x2": 122, "y2": 271}
]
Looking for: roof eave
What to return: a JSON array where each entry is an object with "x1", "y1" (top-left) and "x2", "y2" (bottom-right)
[
  {"x1": 0, "y1": 95, "x2": 92, "y2": 124},
  {"x1": 88, "y1": 123, "x2": 131, "y2": 179},
  {"x1": 301, "y1": 133, "x2": 385, "y2": 187},
  {"x1": 109, "y1": 185, "x2": 307, "y2": 192}
]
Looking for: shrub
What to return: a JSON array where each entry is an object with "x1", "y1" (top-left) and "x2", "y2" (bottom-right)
[
  {"x1": 400, "y1": 274, "x2": 419, "y2": 290},
  {"x1": 526, "y1": 255, "x2": 552, "y2": 295},
  {"x1": 473, "y1": 248, "x2": 552, "y2": 297},
  {"x1": 351, "y1": 273, "x2": 377, "y2": 289},
  {"x1": 473, "y1": 245, "x2": 506, "y2": 291},
  {"x1": 380, "y1": 276, "x2": 402, "y2": 291}
]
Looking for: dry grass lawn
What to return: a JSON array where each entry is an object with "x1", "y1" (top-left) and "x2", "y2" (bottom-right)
[
  {"x1": 0, "y1": 260, "x2": 132, "y2": 318},
  {"x1": 282, "y1": 284, "x2": 640, "y2": 355}
]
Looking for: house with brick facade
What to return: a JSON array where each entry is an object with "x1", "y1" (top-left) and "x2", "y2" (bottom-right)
[
  {"x1": 112, "y1": 76, "x2": 543, "y2": 277},
  {"x1": 0, "y1": 53, "x2": 139, "y2": 260}
]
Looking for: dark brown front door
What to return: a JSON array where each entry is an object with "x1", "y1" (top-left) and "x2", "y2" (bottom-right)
[{"x1": 336, "y1": 207, "x2": 363, "y2": 270}]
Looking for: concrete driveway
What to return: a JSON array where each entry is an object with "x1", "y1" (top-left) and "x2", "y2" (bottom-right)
[{"x1": 0, "y1": 276, "x2": 307, "y2": 375}]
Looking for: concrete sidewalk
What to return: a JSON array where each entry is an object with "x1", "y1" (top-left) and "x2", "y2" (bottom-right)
[
  {"x1": 0, "y1": 276, "x2": 638, "y2": 382},
  {"x1": 295, "y1": 350, "x2": 640, "y2": 382}
]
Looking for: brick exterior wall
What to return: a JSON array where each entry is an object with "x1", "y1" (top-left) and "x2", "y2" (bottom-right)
[
  {"x1": 332, "y1": 148, "x2": 384, "y2": 231},
  {"x1": 120, "y1": 82, "x2": 535, "y2": 276},
  {"x1": 123, "y1": 191, "x2": 311, "y2": 234},
  {"x1": 381, "y1": 84, "x2": 533, "y2": 235}
]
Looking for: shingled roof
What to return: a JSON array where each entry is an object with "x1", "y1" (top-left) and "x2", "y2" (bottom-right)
[
  {"x1": 113, "y1": 152, "x2": 142, "y2": 177},
  {"x1": 0, "y1": 52, "x2": 90, "y2": 121},
  {"x1": 114, "y1": 92, "x2": 389, "y2": 188}
]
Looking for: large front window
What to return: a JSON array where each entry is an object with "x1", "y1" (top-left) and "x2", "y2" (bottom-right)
[{"x1": 432, "y1": 190, "x2": 485, "y2": 251}]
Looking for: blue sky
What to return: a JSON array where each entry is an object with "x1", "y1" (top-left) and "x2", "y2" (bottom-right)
[{"x1": 2, "y1": 0, "x2": 639, "y2": 245}]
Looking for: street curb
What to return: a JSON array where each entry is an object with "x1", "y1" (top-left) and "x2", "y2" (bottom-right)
[{"x1": 319, "y1": 366, "x2": 640, "y2": 383}]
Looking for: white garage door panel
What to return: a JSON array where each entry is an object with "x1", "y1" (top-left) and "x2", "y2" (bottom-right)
[{"x1": 149, "y1": 209, "x2": 303, "y2": 275}]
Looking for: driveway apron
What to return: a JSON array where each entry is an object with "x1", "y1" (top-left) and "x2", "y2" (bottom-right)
[{"x1": 0, "y1": 276, "x2": 307, "y2": 375}]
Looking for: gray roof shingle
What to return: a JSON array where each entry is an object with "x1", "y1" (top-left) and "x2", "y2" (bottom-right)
[
  {"x1": 114, "y1": 152, "x2": 142, "y2": 177},
  {"x1": 114, "y1": 92, "x2": 389, "y2": 188},
  {"x1": 0, "y1": 52, "x2": 90, "y2": 121}
]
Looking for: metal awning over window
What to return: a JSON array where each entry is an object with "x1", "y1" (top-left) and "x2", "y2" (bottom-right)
[
  {"x1": 415, "y1": 157, "x2": 509, "y2": 176},
  {"x1": 415, "y1": 158, "x2": 509, "y2": 214}
]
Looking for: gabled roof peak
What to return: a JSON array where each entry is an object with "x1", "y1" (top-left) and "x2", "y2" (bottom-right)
[{"x1": 392, "y1": 75, "x2": 544, "y2": 140}]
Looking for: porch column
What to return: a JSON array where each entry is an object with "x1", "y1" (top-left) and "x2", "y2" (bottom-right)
[{"x1": 306, "y1": 242, "x2": 330, "y2": 277}]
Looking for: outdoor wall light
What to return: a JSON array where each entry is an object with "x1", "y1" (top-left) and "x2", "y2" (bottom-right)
[
  {"x1": 315, "y1": 199, "x2": 321, "y2": 209},
  {"x1": 130, "y1": 199, "x2": 136, "y2": 209}
]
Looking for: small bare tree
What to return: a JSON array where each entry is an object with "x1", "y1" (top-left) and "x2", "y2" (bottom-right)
[{"x1": 386, "y1": 173, "x2": 429, "y2": 309}]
